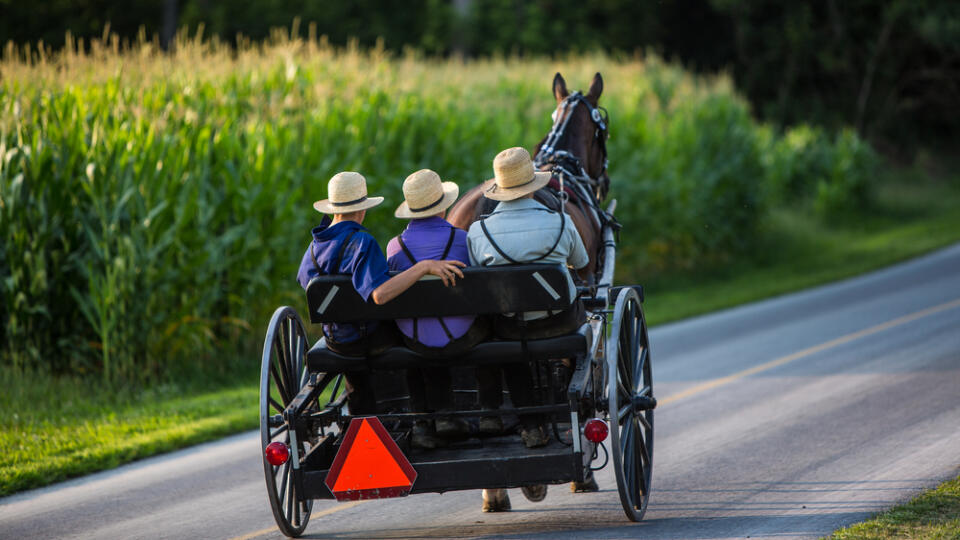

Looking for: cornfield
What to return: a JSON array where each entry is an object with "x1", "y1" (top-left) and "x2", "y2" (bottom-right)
[{"x1": 0, "y1": 29, "x2": 876, "y2": 383}]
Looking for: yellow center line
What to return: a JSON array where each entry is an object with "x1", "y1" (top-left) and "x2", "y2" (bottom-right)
[
  {"x1": 659, "y1": 296, "x2": 960, "y2": 407},
  {"x1": 230, "y1": 500, "x2": 365, "y2": 540}
]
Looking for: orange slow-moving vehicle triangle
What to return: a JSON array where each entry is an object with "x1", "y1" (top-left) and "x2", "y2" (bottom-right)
[{"x1": 325, "y1": 417, "x2": 417, "y2": 501}]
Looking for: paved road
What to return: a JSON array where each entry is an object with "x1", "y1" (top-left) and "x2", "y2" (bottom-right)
[{"x1": 3, "y1": 244, "x2": 960, "y2": 539}]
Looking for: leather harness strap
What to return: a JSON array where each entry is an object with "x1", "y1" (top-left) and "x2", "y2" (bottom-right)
[{"x1": 397, "y1": 226, "x2": 458, "y2": 342}]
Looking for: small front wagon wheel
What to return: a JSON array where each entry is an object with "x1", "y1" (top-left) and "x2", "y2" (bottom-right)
[
  {"x1": 606, "y1": 287, "x2": 655, "y2": 522},
  {"x1": 260, "y1": 306, "x2": 313, "y2": 537}
]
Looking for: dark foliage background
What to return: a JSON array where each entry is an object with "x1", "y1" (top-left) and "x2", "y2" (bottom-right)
[{"x1": 2, "y1": 0, "x2": 957, "y2": 149}]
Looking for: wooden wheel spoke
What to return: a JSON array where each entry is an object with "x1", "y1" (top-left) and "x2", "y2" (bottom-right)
[
  {"x1": 633, "y1": 424, "x2": 647, "y2": 499},
  {"x1": 282, "y1": 320, "x2": 297, "y2": 392},
  {"x1": 636, "y1": 423, "x2": 651, "y2": 468},
  {"x1": 634, "y1": 347, "x2": 646, "y2": 389},
  {"x1": 270, "y1": 359, "x2": 290, "y2": 403},
  {"x1": 620, "y1": 416, "x2": 632, "y2": 454},
  {"x1": 277, "y1": 461, "x2": 289, "y2": 498},
  {"x1": 270, "y1": 424, "x2": 288, "y2": 440},
  {"x1": 296, "y1": 336, "x2": 308, "y2": 385},
  {"x1": 618, "y1": 337, "x2": 632, "y2": 383},
  {"x1": 636, "y1": 411, "x2": 652, "y2": 432},
  {"x1": 269, "y1": 396, "x2": 285, "y2": 414},
  {"x1": 273, "y1": 338, "x2": 293, "y2": 400},
  {"x1": 621, "y1": 421, "x2": 634, "y2": 493},
  {"x1": 285, "y1": 470, "x2": 295, "y2": 523},
  {"x1": 292, "y1": 484, "x2": 301, "y2": 526},
  {"x1": 276, "y1": 327, "x2": 290, "y2": 380},
  {"x1": 618, "y1": 402, "x2": 632, "y2": 422}
]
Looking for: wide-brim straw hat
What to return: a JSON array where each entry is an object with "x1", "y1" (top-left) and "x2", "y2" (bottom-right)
[
  {"x1": 313, "y1": 171, "x2": 384, "y2": 214},
  {"x1": 481, "y1": 147, "x2": 552, "y2": 201},
  {"x1": 394, "y1": 169, "x2": 460, "y2": 219}
]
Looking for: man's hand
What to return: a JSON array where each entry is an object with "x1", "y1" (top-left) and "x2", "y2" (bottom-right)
[
  {"x1": 417, "y1": 259, "x2": 466, "y2": 287},
  {"x1": 371, "y1": 260, "x2": 467, "y2": 304}
]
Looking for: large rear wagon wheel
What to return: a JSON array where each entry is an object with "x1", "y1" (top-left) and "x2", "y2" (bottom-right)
[
  {"x1": 606, "y1": 287, "x2": 655, "y2": 522},
  {"x1": 260, "y1": 306, "x2": 313, "y2": 537}
]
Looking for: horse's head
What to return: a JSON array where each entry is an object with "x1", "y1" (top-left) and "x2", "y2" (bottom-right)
[{"x1": 534, "y1": 72, "x2": 610, "y2": 200}]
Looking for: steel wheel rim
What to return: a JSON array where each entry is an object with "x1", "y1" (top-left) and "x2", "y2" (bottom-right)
[
  {"x1": 260, "y1": 306, "x2": 313, "y2": 537},
  {"x1": 607, "y1": 288, "x2": 654, "y2": 522}
]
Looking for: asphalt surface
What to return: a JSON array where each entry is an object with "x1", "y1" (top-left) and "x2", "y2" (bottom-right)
[{"x1": 2, "y1": 243, "x2": 959, "y2": 539}]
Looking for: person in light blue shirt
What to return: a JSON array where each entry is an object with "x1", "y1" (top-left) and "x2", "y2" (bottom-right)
[{"x1": 466, "y1": 147, "x2": 590, "y2": 449}]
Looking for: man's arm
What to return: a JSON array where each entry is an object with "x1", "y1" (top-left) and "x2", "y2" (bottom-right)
[{"x1": 371, "y1": 260, "x2": 466, "y2": 304}]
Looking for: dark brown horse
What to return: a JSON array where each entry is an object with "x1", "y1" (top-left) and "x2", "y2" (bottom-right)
[
  {"x1": 447, "y1": 72, "x2": 611, "y2": 511},
  {"x1": 447, "y1": 72, "x2": 610, "y2": 280}
]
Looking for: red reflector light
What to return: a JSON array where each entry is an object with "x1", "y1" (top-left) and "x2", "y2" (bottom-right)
[
  {"x1": 584, "y1": 419, "x2": 608, "y2": 443},
  {"x1": 265, "y1": 442, "x2": 290, "y2": 466}
]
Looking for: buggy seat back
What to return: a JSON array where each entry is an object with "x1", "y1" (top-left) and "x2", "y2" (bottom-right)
[{"x1": 306, "y1": 264, "x2": 575, "y2": 323}]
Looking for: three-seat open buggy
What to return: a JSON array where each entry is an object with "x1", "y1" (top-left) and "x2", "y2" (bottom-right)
[{"x1": 259, "y1": 202, "x2": 655, "y2": 537}]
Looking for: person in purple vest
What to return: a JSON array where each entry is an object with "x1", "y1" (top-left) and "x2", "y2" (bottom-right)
[
  {"x1": 386, "y1": 169, "x2": 490, "y2": 449},
  {"x1": 297, "y1": 171, "x2": 466, "y2": 417}
]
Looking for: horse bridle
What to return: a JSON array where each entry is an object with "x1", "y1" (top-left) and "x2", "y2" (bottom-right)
[
  {"x1": 534, "y1": 91, "x2": 610, "y2": 195},
  {"x1": 534, "y1": 91, "x2": 612, "y2": 229}
]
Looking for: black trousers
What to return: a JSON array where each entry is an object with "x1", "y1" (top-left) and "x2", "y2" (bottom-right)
[
  {"x1": 476, "y1": 361, "x2": 540, "y2": 426},
  {"x1": 492, "y1": 300, "x2": 586, "y2": 340},
  {"x1": 477, "y1": 301, "x2": 587, "y2": 427},
  {"x1": 324, "y1": 322, "x2": 401, "y2": 416},
  {"x1": 406, "y1": 318, "x2": 490, "y2": 413}
]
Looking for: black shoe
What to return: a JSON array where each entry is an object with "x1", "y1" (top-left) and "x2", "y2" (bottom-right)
[
  {"x1": 435, "y1": 416, "x2": 471, "y2": 438},
  {"x1": 520, "y1": 425, "x2": 549, "y2": 448},
  {"x1": 478, "y1": 416, "x2": 504, "y2": 435},
  {"x1": 411, "y1": 420, "x2": 443, "y2": 450}
]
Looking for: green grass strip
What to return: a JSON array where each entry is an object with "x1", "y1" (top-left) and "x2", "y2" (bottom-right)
[
  {"x1": 827, "y1": 474, "x2": 960, "y2": 539},
  {"x1": 0, "y1": 381, "x2": 257, "y2": 496}
]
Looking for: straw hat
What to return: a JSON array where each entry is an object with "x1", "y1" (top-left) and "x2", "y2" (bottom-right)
[
  {"x1": 394, "y1": 169, "x2": 460, "y2": 219},
  {"x1": 481, "y1": 147, "x2": 552, "y2": 201},
  {"x1": 313, "y1": 171, "x2": 384, "y2": 214}
]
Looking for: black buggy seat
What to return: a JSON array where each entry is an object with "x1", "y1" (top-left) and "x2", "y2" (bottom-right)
[{"x1": 304, "y1": 264, "x2": 591, "y2": 371}]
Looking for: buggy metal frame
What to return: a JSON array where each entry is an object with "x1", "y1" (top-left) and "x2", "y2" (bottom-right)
[{"x1": 259, "y1": 201, "x2": 655, "y2": 537}]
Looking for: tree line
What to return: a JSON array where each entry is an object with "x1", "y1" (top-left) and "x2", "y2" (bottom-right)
[{"x1": 1, "y1": 0, "x2": 957, "y2": 150}]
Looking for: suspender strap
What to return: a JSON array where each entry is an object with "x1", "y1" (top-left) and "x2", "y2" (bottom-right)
[
  {"x1": 311, "y1": 229, "x2": 360, "y2": 276},
  {"x1": 479, "y1": 209, "x2": 566, "y2": 264},
  {"x1": 397, "y1": 225, "x2": 457, "y2": 264},
  {"x1": 440, "y1": 226, "x2": 456, "y2": 259},
  {"x1": 310, "y1": 242, "x2": 322, "y2": 275},
  {"x1": 397, "y1": 226, "x2": 459, "y2": 343},
  {"x1": 479, "y1": 218, "x2": 520, "y2": 264},
  {"x1": 396, "y1": 235, "x2": 418, "y2": 266},
  {"x1": 333, "y1": 230, "x2": 359, "y2": 271}
]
